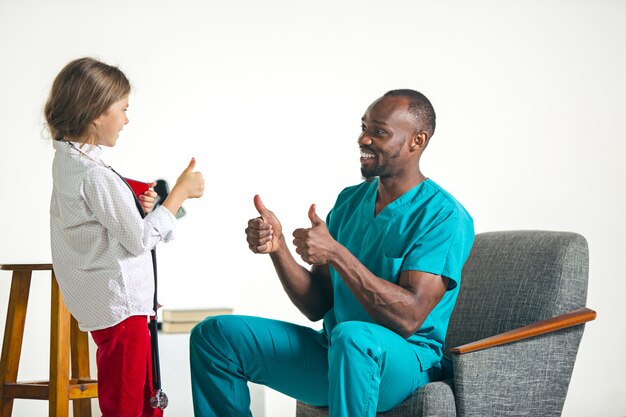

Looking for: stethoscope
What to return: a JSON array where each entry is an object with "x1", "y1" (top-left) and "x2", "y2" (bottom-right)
[{"x1": 61, "y1": 140, "x2": 169, "y2": 410}]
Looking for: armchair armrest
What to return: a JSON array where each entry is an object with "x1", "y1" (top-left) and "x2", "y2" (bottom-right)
[{"x1": 449, "y1": 307, "x2": 596, "y2": 355}]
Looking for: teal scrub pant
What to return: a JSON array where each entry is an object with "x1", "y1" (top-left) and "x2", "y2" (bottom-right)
[{"x1": 189, "y1": 315, "x2": 442, "y2": 417}]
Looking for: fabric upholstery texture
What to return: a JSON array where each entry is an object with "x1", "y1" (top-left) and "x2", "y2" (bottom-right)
[
  {"x1": 452, "y1": 326, "x2": 584, "y2": 417},
  {"x1": 446, "y1": 230, "x2": 588, "y2": 349},
  {"x1": 295, "y1": 230, "x2": 590, "y2": 417},
  {"x1": 296, "y1": 380, "x2": 456, "y2": 417}
]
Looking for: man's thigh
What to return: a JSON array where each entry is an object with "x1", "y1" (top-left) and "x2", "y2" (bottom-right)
[
  {"x1": 329, "y1": 321, "x2": 426, "y2": 412},
  {"x1": 200, "y1": 315, "x2": 331, "y2": 406}
]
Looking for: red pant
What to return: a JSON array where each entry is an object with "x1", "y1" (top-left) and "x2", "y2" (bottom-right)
[{"x1": 91, "y1": 316, "x2": 163, "y2": 417}]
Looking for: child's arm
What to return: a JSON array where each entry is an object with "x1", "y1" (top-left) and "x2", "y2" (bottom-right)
[{"x1": 81, "y1": 159, "x2": 203, "y2": 256}]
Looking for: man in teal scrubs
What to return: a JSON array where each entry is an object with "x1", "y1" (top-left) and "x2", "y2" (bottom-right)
[{"x1": 190, "y1": 90, "x2": 474, "y2": 417}]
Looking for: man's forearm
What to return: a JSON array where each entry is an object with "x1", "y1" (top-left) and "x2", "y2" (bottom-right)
[
  {"x1": 270, "y1": 238, "x2": 331, "y2": 321},
  {"x1": 328, "y1": 246, "x2": 431, "y2": 338}
]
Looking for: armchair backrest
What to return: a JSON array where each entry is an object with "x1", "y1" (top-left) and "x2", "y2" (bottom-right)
[{"x1": 446, "y1": 230, "x2": 589, "y2": 349}]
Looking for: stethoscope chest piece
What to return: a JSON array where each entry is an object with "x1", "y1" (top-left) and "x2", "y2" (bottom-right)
[{"x1": 150, "y1": 389, "x2": 168, "y2": 410}]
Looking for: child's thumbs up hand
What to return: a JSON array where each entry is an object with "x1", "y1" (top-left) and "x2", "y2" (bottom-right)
[
  {"x1": 162, "y1": 158, "x2": 204, "y2": 217},
  {"x1": 183, "y1": 157, "x2": 196, "y2": 173},
  {"x1": 174, "y1": 157, "x2": 204, "y2": 199}
]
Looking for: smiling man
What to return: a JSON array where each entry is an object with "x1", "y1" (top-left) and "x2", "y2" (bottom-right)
[{"x1": 189, "y1": 90, "x2": 475, "y2": 417}]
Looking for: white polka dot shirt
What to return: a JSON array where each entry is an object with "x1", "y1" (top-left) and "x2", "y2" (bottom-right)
[{"x1": 50, "y1": 140, "x2": 176, "y2": 331}]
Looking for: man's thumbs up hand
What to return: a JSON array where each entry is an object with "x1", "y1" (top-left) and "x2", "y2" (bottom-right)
[
  {"x1": 246, "y1": 195, "x2": 283, "y2": 254},
  {"x1": 293, "y1": 204, "x2": 336, "y2": 265},
  {"x1": 308, "y1": 204, "x2": 324, "y2": 227},
  {"x1": 254, "y1": 195, "x2": 272, "y2": 221}
]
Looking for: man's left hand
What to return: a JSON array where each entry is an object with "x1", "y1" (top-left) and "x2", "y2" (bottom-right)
[{"x1": 293, "y1": 204, "x2": 338, "y2": 265}]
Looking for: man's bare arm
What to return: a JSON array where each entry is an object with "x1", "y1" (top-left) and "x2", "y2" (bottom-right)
[
  {"x1": 328, "y1": 246, "x2": 448, "y2": 338},
  {"x1": 293, "y1": 204, "x2": 448, "y2": 337},
  {"x1": 246, "y1": 195, "x2": 333, "y2": 321}
]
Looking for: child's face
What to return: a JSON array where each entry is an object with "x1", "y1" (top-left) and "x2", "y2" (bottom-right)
[{"x1": 94, "y1": 97, "x2": 129, "y2": 147}]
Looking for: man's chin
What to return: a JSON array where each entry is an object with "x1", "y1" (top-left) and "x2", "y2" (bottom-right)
[{"x1": 361, "y1": 169, "x2": 376, "y2": 183}]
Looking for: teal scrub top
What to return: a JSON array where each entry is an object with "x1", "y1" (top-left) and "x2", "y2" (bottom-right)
[{"x1": 323, "y1": 178, "x2": 474, "y2": 370}]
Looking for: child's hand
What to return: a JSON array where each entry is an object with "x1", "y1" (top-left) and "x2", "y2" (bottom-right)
[
  {"x1": 162, "y1": 158, "x2": 204, "y2": 217},
  {"x1": 174, "y1": 158, "x2": 204, "y2": 199},
  {"x1": 139, "y1": 182, "x2": 158, "y2": 213}
]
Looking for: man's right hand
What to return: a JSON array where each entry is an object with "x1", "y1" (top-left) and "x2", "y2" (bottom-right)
[{"x1": 246, "y1": 195, "x2": 283, "y2": 254}]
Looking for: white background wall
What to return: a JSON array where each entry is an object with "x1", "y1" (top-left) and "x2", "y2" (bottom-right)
[{"x1": 1, "y1": 0, "x2": 625, "y2": 416}]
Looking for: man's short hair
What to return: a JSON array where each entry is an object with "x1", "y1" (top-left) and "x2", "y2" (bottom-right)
[{"x1": 384, "y1": 89, "x2": 436, "y2": 138}]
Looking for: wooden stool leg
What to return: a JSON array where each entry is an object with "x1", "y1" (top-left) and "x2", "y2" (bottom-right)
[
  {"x1": 0, "y1": 270, "x2": 32, "y2": 417},
  {"x1": 49, "y1": 275, "x2": 70, "y2": 417},
  {"x1": 70, "y1": 318, "x2": 92, "y2": 417}
]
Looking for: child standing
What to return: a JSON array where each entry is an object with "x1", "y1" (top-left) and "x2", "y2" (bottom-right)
[{"x1": 46, "y1": 57, "x2": 204, "y2": 416}]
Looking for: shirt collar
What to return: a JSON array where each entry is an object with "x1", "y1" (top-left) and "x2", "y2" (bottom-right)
[
  {"x1": 53, "y1": 139, "x2": 104, "y2": 159},
  {"x1": 367, "y1": 178, "x2": 431, "y2": 220}
]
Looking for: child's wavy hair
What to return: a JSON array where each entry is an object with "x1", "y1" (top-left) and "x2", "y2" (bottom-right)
[{"x1": 45, "y1": 57, "x2": 130, "y2": 144}]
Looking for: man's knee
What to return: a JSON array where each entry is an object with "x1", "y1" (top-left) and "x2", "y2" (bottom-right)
[
  {"x1": 190, "y1": 314, "x2": 242, "y2": 353},
  {"x1": 329, "y1": 321, "x2": 381, "y2": 356}
]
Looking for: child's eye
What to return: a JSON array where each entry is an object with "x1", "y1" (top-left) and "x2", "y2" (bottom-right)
[{"x1": 360, "y1": 124, "x2": 366, "y2": 132}]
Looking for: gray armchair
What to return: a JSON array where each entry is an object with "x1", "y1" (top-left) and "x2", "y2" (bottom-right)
[{"x1": 296, "y1": 230, "x2": 596, "y2": 417}]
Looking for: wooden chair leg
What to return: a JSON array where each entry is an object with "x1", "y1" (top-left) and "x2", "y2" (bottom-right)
[
  {"x1": 70, "y1": 318, "x2": 92, "y2": 417},
  {"x1": 49, "y1": 276, "x2": 70, "y2": 417},
  {"x1": 0, "y1": 270, "x2": 32, "y2": 417}
]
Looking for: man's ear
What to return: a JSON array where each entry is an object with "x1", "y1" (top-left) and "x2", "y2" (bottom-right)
[{"x1": 410, "y1": 131, "x2": 429, "y2": 151}]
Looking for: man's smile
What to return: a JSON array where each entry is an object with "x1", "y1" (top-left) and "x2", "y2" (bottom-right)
[{"x1": 360, "y1": 148, "x2": 376, "y2": 163}]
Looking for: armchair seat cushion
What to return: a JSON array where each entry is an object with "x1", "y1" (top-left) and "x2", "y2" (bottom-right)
[{"x1": 296, "y1": 380, "x2": 456, "y2": 417}]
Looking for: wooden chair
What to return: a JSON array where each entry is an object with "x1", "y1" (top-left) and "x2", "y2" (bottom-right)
[{"x1": 0, "y1": 264, "x2": 97, "y2": 417}]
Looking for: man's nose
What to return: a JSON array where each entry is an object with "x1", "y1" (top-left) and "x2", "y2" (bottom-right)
[{"x1": 357, "y1": 133, "x2": 372, "y2": 146}]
